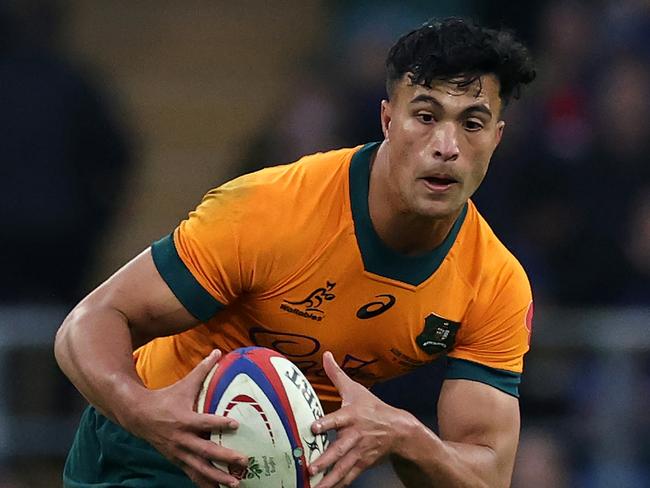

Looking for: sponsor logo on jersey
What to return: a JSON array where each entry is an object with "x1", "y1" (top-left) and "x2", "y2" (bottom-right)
[
  {"x1": 416, "y1": 313, "x2": 460, "y2": 355},
  {"x1": 249, "y1": 326, "x2": 380, "y2": 383},
  {"x1": 389, "y1": 348, "x2": 430, "y2": 370},
  {"x1": 280, "y1": 281, "x2": 336, "y2": 321},
  {"x1": 356, "y1": 294, "x2": 396, "y2": 319},
  {"x1": 339, "y1": 354, "x2": 380, "y2": 382}
]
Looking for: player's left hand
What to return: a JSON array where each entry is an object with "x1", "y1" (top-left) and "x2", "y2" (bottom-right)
[{"x1": 309, "y1": 351, "x2": 408, "y2": 487}]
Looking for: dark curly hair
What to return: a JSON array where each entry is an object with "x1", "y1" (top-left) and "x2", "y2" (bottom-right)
[{"x1": 386, "y1": 18, "x2": 536, "y2": 107}]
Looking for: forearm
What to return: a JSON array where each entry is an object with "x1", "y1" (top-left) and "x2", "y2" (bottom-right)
[
  {"x1": 54, "y1": 302, "x2": 148, "y2": 427},
  {"x1": 390, "y1": 412, "x2": 504, "y2": 488}
]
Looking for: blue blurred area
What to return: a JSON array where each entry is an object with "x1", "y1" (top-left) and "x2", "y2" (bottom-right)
[
  {"x1": 0, "y1": 1, "x2": 132, "y2": 305},
  {"x1": 244, "y1": 0, "x2": 650, "y2": 308},
  {"x1": 240, "y1": 2, "x2": 650, "y2": 487}
]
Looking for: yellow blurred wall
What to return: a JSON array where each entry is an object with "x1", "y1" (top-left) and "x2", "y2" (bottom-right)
[{"x1": 63, "y1": 1, "x2": 326, "y2": 284}]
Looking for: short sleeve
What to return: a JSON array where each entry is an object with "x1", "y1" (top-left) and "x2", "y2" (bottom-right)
[
  {"x1": 446, "y1": 259, "x2": 534, "y2": 397},
  {"x1": 151, "y1": 180, "x2": 252, "y2": 322}
]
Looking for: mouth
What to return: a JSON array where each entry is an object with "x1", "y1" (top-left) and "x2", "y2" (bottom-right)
[{"x1": 420, "y1": 175, "x2": 459, "y2": 192}]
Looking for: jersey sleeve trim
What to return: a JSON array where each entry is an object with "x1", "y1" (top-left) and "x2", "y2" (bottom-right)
[
  {"x1": 151, "y1": 234, "x2": 225, "y2": 322},
  {"x1": 445, "y1": 357, "x2": 521, "y2": 398}
]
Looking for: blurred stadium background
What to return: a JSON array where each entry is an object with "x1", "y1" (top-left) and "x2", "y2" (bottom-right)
[{"x1": 1, "y1": 0, "x2": 649, "y2": 486}]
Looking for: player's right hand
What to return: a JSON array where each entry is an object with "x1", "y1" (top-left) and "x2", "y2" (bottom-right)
[{"x1": 122, "y1": 349, "x2": 247, "y2": 488}]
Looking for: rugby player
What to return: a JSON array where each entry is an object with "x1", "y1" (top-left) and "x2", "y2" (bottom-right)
[{"x1": 56, "y1": 17, "x2": 536, "y2": 488}]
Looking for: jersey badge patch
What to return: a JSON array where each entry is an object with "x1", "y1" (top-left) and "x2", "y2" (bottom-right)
[{"x1": 416, "y1": 313, "x2": 461, "y2": 355}]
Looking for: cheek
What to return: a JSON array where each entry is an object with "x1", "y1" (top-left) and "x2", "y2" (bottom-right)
[
  {"x1": 387, "y1": 139, "x2": 421, "y2": 201},
  {"x1": 391, "y1": 121, "x2": 431, "y2": 165},
  {"x1": 388, "y1": 123, "x2": 419, "y2": 165},
  {"x1": 469, "y1": 161, "x2": 493, "y2": 196},
  {"x1": 465, "y1": 136, "x2": 496, "y2": 172},
  {"x1": 460, "y1": 141, "x2": 494, "y2": 192}
]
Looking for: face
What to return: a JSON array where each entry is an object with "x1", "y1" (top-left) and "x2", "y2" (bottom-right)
[{"x1": 380, "y1": 74, "x2": 505, "y2": 219}]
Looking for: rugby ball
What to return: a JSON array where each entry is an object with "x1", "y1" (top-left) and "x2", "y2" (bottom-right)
[{"x1": 196, "y1": 347, "x2": 329, "y2": 487}]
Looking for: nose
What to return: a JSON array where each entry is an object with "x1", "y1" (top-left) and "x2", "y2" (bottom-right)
[{"x1": 432, "y1": 122, "x2": 459, "y2": 162}]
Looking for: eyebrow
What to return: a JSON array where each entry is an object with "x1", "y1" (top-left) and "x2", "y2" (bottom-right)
[{"x1": 409, "y1": 94, "x2": 494, "y2": 120}]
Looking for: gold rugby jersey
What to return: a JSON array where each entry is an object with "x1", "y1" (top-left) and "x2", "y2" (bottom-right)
[{"x1": 136, "y1": 142, "x2": 534, "y2": 408}]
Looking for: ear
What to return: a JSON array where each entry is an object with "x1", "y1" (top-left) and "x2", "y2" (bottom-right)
[
  {"x1": 495, "y1": 120, "x2": 505, "y2": 148},
  {"x1": 380, "y1": 99, "x2": 392, "y2": 140}
]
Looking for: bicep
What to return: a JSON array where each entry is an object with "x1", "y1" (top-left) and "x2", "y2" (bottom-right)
[
  {"x1": 438, "y1": 379, "x2": 520, "y2": 483},
  {"x1": 82, "y1": 248, "x2": 200, "y2": 347}
]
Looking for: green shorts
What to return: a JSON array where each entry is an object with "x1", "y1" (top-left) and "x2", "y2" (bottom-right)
[{"x1": 63, "y1": 405, "x2": 195, "y2": 487}]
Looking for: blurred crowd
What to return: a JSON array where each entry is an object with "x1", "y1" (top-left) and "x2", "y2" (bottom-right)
[
  {"x1": 4, "y1": 0, "x2": 647, "y2": 308},
  {"x1": 242, "y1": 0, "x2": 650, "y2": 309},
  {"x1": 239, "y1": 2, "x2": 650, "y2": 485},
  {"x1": 1, "y1": 2, "x2": 130, "y2": 485},
  {"x1": 0, "y1": 0, "x2": 131, "y2": 306},
  {"x1": 1, "y1": 0, "x2": 649, "y2": 486}
]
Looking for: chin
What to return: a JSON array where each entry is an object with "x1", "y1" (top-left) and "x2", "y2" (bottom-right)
[
  {"x1": 412, "y1": 199, "x2": 463, "y2": 220},
  {"x1": 414, "y1": 205, "x2": 456, "y2": 219}
]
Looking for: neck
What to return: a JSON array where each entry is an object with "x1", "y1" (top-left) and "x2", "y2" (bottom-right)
[{"x1": 368, "y1": 143, "x2": 461, "y2": 256}]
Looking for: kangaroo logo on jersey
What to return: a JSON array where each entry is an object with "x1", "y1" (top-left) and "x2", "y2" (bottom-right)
[
  {"x1": 280, "y1": 281, "x2": 336, "y2": 322},
  {"x1": 416, "y1": 313, "x2": 460, "y2": 355},
  {"x1": 356, "y1": 294, "x2": 396, "y2": 319}
]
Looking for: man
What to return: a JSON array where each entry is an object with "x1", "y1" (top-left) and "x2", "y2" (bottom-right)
[{"x1": 56, "y1": 17, "x2": 536, "y2": 488}]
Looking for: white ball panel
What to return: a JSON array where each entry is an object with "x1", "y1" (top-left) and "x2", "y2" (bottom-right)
[
  {"x1": 271, "y1": 357, "x2": 329, "y2": 485},
  {"x1": 196, "y1": 362, "x2": 219, "y2": 413},
  {"x1": 210, "y1": 373, "x2": 297, "y2": 488}
]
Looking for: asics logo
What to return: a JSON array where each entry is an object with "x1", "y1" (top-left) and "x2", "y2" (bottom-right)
[{"x1": 356, "y1": 294, "x2": 396, "y2": 319}]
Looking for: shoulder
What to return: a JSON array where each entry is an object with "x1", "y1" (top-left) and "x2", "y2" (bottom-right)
[
  {"x1": 190, "y1": 146, "x2": 356, "y2": 212},
  {"x1": 453, "y1": 201, "x2": 531, "y2": 301},
  {"x1": 235, "y1": 145, "x2": 359, "y2": 190},
  {"x1": 165, "y1": 146, "x2": 364, "y2": 301},
  {"x1": 446, "y1": 203, "x2": 533, "y2": 378},
  {"x1": 180, "y1": 145, "x2": 362, "y2": 280},
  {"x1": 202, "y1": 146, "x2": 359, "y2": 214}
]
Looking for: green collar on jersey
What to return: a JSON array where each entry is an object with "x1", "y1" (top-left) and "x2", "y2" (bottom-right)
[{"x1": 349, "y1": 142, "x2": 468, "y2": 287}]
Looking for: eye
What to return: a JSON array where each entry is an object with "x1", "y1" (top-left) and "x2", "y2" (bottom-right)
[
  {"x1": 416, "y1": 113, "x2": 435, "y2": 124},
  {"x1": 464, "y1": 119, "x2": 484, "y2": 131}
]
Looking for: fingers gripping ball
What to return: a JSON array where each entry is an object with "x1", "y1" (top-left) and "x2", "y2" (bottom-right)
[{"x1": 196, "y1": 347, "x2": 329, "y2": 487}]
